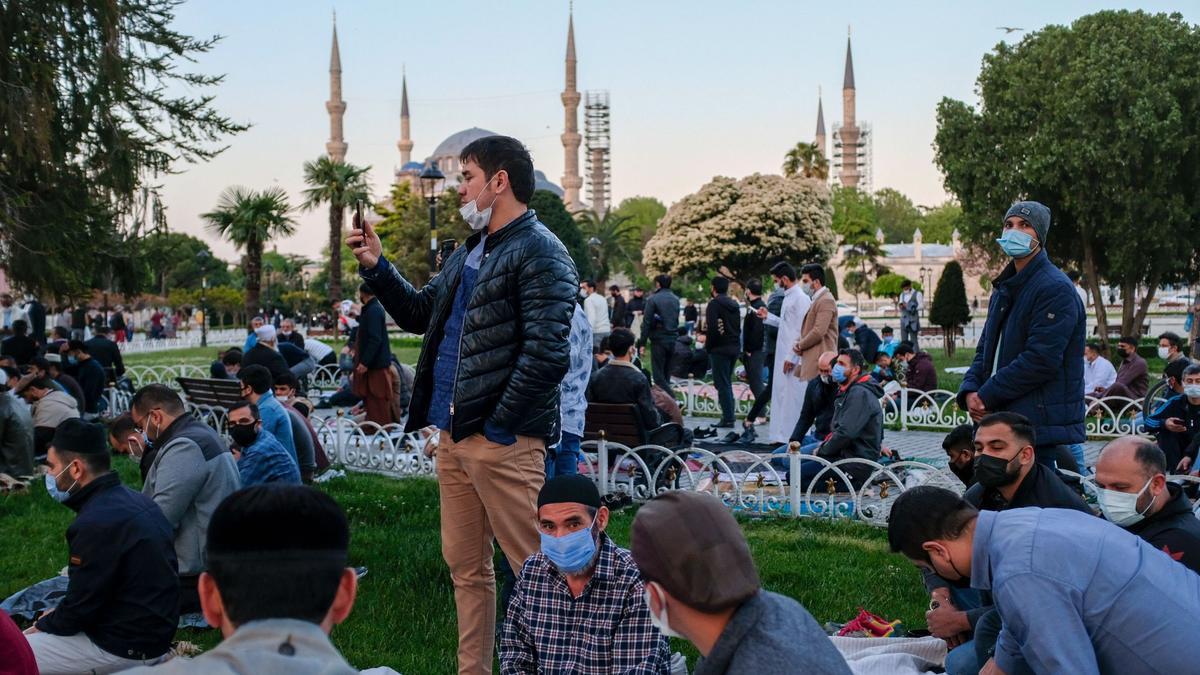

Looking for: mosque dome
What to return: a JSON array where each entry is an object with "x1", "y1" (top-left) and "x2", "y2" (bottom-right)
[{"x1": 429, "y1": 127, "x2": 499, "y2": 162}]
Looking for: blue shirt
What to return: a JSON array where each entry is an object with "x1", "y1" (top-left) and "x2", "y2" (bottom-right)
[
  {"x1": 559, "y1": 305, "x2": 592, "y2": 438},
  {"x1": 972, "y1": 508, "x2": 1200, "y2": 674},
  {"x1": 236, "y1": 428, "x2": 300, "y2": 487},
  {"x1": 255, "y1": 391, "x2": 296, "y2": 464}
]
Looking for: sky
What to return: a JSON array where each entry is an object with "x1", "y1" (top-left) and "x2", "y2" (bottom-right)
[{"x1": 158, "y1": 0, "x2": 1197, "y2": 261}]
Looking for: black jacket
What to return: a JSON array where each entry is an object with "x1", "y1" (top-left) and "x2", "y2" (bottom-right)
[
  {"x1": 1124, "y1": 483, "x2": 1200, "y2": 574},
  {"x1": 610, "y1": 294, "x2": 628, "y2": 328},
  {"x1": 282, "y1": 330, "x2": 305, "y2": 349},
  {"x1": 818, "y1": 377, "x2": 885, "y2": 463},
  {"x1": 791, "y1": 377, "x2": 836, "y2": 442},
  {"x1": 241, "y1": 344, "x2": 290, "y2": 383},
  {"x1": 72, "y1": 357, "x2": 106, "y2": 414},
  {"x1": 363, "y1": 210, "x2": 578, "y2": 442},
  {"x1": 964, "y1": 462, "x2": 1090, "y2": 513},
  {"x1": 704, "y1": 295, "x2": 741, "y2": 357},
  {"x1": 26, "y1": 300, "x2": 46, "y2": 344},
  {"x1": 1144, "y1": 394, "x2": 1200, "y2": 470},
  {"x1": 671, "y1": 335, "x2": 708, "y2": 379},
  {"x1": 640, "y1": 288, "x2": 680, "y2": 345},
  {"x1": 355, "y1": 297, "x2": 390, "y2": 370},
  {"x1": 84, "y1": 335, "x2": 125, "y2": 383},
  {"x1": 763, "y1": 289, "x2": 785, "y2": 355},
  {"x1": 742, "y1": 298, "x2": 765, "y2": 355},
  {"x1": 853, "y1": 325, "x2": 881, "y2": 365},
  {"x1": 0, "y1": 334, "x2": 37, "y2": 366},
  {"x1": 587, "y1": 360, "x2": 661, "y2": 431},
  {"x1": 36, "y1": 472, "x2": 179, "y2": 660}
]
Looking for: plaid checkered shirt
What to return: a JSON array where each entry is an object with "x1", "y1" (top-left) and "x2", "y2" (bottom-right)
[{"x1": 500, "y1": 533, "x2": 671, "y2": 674}]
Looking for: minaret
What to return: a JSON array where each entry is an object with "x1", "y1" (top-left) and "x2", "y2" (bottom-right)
[
  {"x1": 814, "y1": 87, "x2": 827, "y2": 159},
  {"x1": 560, "y1": 5, "x2": 583, "y2": 210},
  {"x1": 325, "y1": 13, "x2": 347, "y2": 162},
  {"x1": 838, "y1": 27, "x2": 860, "y2": 188},
  {"x1": 397, "y1": 68, "x2": 413, "y2": 166}
]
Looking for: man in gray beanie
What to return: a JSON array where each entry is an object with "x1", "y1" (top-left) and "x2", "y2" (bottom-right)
[
  {"x1": 958, "y1": 200, "x2": 1086, "y2": 474},
  {"x1": 630, "y1": 491, "x2": 851, "y2": 674}
]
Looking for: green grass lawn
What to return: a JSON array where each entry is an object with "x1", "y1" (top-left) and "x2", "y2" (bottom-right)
[{"x1": 1, "y1": 462, "x2": 929, "y2": 673}]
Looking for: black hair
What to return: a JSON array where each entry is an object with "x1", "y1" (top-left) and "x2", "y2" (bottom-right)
[
  {"x1": 1158, "y1": 332, "x2": 1182, "y2": 349},
  {"x1": 221, "y1": 350, "x2": 244, "y2": 367},
  {"x1": 608, "y1": 284, "x2": 620, "y2": 292},
  {"x1": 206, "y1": 486, "x2": 350, "y2": 626},
  {"x1": 901, "y1": 279, "x2": 913, "y2": 288},
  {"x1": 1184, "y1": 364, "x2": 1200, "y2": 380},
  {"x1": 1118, "y1": 336, "x2": 1139, "y2": 348},
  {"x1": 52, "y1": 326, "x2": 69, "y2": 339},
  {"x1": 894, "y1": 342, "x2": 916, "y2": 358},
  {"x1": 881, "y1": 325, "x2": 894, "y2": 335},
  {"x1": 769, "y1": 262, "x2": 796, "y2": 282},
  {"x1": 94, "y1": 326, "x2": 111, "y2": 336},
  {"x1": 11, "y1": 319, "x2": 26, "y2": 335},
  {"x1": 654, "y1": 274, "x2": 672, "y2": 290},
  {"x1": 942, "y1": 424, "x2": 975, "y2": 453},
  {"x1": 229, "y1": 400, "x2": 261, "y2": 421},
  {"x1": 459, "y1": 135, "x2": 535, "y2": 204},
  {"x1": 746, "y1": 279, "x2": 763, "y2": 296},
  {"x1": 274, "y1": 371, "x2": 300, "y2": 392},
  {"x1": 1164, "y1": 358, "x2": 1190, "y2": 384},
  {"x1": 839, "y1": 348, "x2": 865, "y2": 369},
  {"x1": 598, "y1": 336, "x2": 611, "y2": 353},
  {"x1": 799, "y1": 263, "x2": 825, "y2": 284},
  {"x1": 976, "y1": 411, "x2": 1036, "y2": 448},
  {"x1": 31, "y1": 356, "x2": 50, "y2": 373},
  {"x1": 886, "y1": 486, "x2": 978, "y2": 561},
  {"x1": 1128, "y1": 437, "x2": 1166, "y2": 476},
  {"x1": 292, "y1": 400, "x2": 312, "y2": 418},
  {"x1": 26, "y1": 376, "x2": 56, "y2": 392},
  {"x1": 67, "y1": 339, "x2": 87, "y2": 353},
  {"x1": 131, "y1": 384, "x2": 185, "y2": 416},
  {"x1": 1084, "y1": 341, "x2": 1104, "y2": 355},
  {"x1": 238, "y1": 365, "x2": 274, "y2": 395},
  {"x1": 358, "y1": 283, "x2": 374, "y2": 297},
  {"x1": 109, "y1": 413, "x2": 137, "y2": 441},
  {"x1": 711, "y1": 276, "x2": 730, "y2": 295},
  {"x1": 609, "y1": 328, "x2": 636, "y2": 358},
  {"x1": 56, "y1": 446, "x2": 111, "y2": 474},
  {"x1": 1067, "y1": 270, "x2": 1081, "y2": 282},
  {"x1": 584, "y1": 279, "x2": 597, "y2": 291}
]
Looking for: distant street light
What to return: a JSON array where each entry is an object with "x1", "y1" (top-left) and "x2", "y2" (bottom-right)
[
  {"x1": 196, "y1": 250, "x2": 210, "y2": 348},
  {"x1": 420, "y1": 164, "x2": 446, "y2": 272}
]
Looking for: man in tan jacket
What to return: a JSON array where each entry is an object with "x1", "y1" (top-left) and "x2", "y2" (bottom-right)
[{"x1": 793, "y1": 264, "x2": 839, "y2": 381}]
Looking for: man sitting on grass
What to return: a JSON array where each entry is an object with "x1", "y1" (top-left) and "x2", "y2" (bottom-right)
[
  {"x1": 889, "y1": 486, "x2": 1200, "y2": 674},
  {"x1": 124, "y1": 485, "x2": 364, "y2": 674},
  {"x1": 25, "y1": 419, "x2": 179, "y2": 674},
  {"x1": 226, "y1": 402, "x2": 300, "y2": 487},
  {"x1": 501, "y1": 475, "x2": 670, "y2": 673}
]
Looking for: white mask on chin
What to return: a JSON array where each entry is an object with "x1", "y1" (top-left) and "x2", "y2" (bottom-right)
[
  {"x1": 459, "y1": 177, "x2": 499, "y2": 231},
  {"x1": 644, "y1": 582, "x2": 683, "y2": 638}
]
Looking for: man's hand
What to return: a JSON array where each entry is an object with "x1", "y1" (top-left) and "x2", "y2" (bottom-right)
[
  {"x1": 783, "y1": 361, "x2": 795, "y2": 375},
  {"x1": 980, "y1": 658, "x2": 1006, "y2": 675},
  {"x1": 926, "y1": 601, "x2": 970, "y2": 639},
  {"x1": 756, "y1": 306, "x2": 768, "y2": 320},
  {"x1": 1166, "y1": 417, "x2": 1187, "y2": 433},
  {"x1": 354, "y1": 363, "x2": 367, "y2": 375},
  {"x1": 23, "y1": 624, "x2": 39, "y2": 635},
  {"x1": 792, "y1": 342, "x2": 804, "y2": 355},
  {"x1": 1178, "y1": 456, "x2": 1193, "y2": 473},
  {"x1": 345, "y1": 213, "x2": 382, "y2": 269},
  {"x1": 965, "y1": 392, "x2": 988, "y2": 421}
]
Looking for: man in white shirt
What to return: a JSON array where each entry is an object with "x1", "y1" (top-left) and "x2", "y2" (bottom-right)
[
  {"x1": 303, "y1": 338, "x2": 337, "y2": 368},
  {"x1": 756, "y1": 262, "x2": 811, "y2": 443},
  {"x1": 1084, "y1": 342, "x2": 1117, "y2": 397},
  {"x1": 581, "y1": 280, "x2": 612, "y2": 350}
]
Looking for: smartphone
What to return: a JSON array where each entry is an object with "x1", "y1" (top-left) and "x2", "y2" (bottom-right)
[{"x1": 355, "y1": 201, "x2": 364, "y2": 227}]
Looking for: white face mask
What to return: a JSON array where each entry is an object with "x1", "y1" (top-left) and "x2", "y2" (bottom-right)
[
  {"x1": 1098, "y1": 477, "x2": 1154, "y2": 527},
  {"x1": 800, "y1": 281, "x2": 815, "y2": 297},
  {"x1": 644, "y1": 582, "x2": 683, "y2": 638},
  {"x1": 1185, "y1": 384, "x2": 1200, "y2": 399},
  {"x1": 459, "y1": 176, "x2": 499, "y2": 231},
  {"x1": 1157, "y1": 347, "x2": 1171, "y2": 360}
]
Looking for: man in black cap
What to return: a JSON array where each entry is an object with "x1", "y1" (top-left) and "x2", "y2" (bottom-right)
[
  {"x1": 630, "y1": 491, "x2": 851, "y2": 675},
  {"x1": 123, "y1": 485, "x2": 360, "y2": 674},
  {"x1": 24, "y1": 419, "x2": 179, "y2": 674},
  {"x1": 501, "y1": 475, "x2": 670, "y2": 673}
]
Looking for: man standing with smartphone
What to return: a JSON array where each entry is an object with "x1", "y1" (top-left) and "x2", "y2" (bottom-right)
[{"x1": 347, "y1": 135, "x2": 577, "y2": 674}]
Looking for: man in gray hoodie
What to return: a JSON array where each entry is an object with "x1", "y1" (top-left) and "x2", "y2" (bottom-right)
[
  {"x1": 800, "y1": 348, "x2": 885, "y2": 490},
  {"x1": 130, "y1": 384, "x2": 241, "y2": 613}
]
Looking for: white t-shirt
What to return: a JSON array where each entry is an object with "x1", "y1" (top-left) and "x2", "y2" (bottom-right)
[{"x1": 304, "y1": 338, "x2": 335, "y2": 361}]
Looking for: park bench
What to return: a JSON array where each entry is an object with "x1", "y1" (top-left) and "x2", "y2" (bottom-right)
[
  {"x1": 176, "y1": 376, "x2": 245, "y2": 410},
  {"x1": 584, "y1": 402, "x2": 690, "y2": 490}
]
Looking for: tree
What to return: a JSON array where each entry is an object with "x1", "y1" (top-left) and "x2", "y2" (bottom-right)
[
  {"x1": 782, "y1": 142, "x2": 830, "y2": 180},
  {"x1": 824, "y1": 269, "x2": 840, "y2": 300},
  {"x1": 874, "y1": 188, "x2": 922, "y2": 243},
  {"x1": 141, "y1": 232, "x2": 231, "y2": 295},
  {"x1": 832, "y1": 186, "x2": 888, "y2": 307},
  {"x1": 645, "y1": 174, "x2": 836, "y2": 281},
  {"x1": 935, "y1": 10, "x2": 1200, "y2": 345},
  {"x1": 611, "y1": 196, "x2": 667, "y2": 274},
  {"x1": 300, "y1": 156, "x2": 372, "y2": 304},
  {"x1": 372, "y1": 182, "x2": 471, "y2": 288},
  {"x1": 529, "y1": 190, "x2": 590, "y2": 280},
  {"x1": 871, "y1": 273, "x2": 921, "y2": 299},
  {"x1": 929, "y1": 261, "x2": 971, "y2": 356},
  {"x1": 0, "y1": 0, "x2": 246, "y2": 299},
  {"x1": 920, "y1": 202, "x2": 962, "y2": 244},
  {"x1": 202, "y1": 187, "x2": 297, "y2": 316},
  {"x1": 574, "y1": 209, "x2": 641, "y2": 284}
]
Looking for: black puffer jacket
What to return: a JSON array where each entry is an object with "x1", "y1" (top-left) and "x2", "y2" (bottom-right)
[{"x1": 362, "y1": 210, "x2": 578, "y2": 442}]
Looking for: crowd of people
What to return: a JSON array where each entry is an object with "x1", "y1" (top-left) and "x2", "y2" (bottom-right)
[{"x1": 3, "y1": 135, "x2": 1200, "y2": 675}]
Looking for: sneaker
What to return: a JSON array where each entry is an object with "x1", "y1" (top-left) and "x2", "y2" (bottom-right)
[
  {"x1": 693, "y1": 426, "x2": 718, "y2": 439},
  {"x1": 836, "y1": 608, "x2": 903, "y2": 638},
  {"x1": 738, "y1": 426, "x2": 757, "y2": 444}
]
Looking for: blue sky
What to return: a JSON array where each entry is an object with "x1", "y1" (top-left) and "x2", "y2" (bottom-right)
[{"x1": 158, "y1": 0, "x2": 1197, "y2": 260}]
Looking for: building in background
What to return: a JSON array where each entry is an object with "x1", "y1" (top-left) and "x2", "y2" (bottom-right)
[{"x1": 830, "y1": 30, "x2": 872, "y2": 193}]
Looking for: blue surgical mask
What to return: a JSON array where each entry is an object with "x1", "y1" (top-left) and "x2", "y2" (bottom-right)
[
  {"x1": 45, "y1": 462, "x2": 78, "y2": 503},
  {"x1": 66, "y1": 356, "x2": 78, "y2": 366},
  {"x1": 996, "y1": 229, "x2": 1037, "y2": 258},
  {"x1": 882, "y1": 336, "x2": 893, "y2": 345},
  {"x1": 540, "y1": 517, "x2": 599, "y2": 574},
  {"x1": 831, "y1": 364, "x2": 847, "y2": 384}
]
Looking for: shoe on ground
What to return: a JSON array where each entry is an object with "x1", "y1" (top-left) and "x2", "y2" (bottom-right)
[
  {"x1": 738, "y1": 426, "x2": 757, "y2": 444},
  {"x1": 719, "y1": 431, "x2": 742, "y2": 443},
  {"x1": 836, "y1": 608, "x2": 903, "y2": 638}
]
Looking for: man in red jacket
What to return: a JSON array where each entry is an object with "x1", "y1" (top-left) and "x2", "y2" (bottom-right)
[{"x1": 894, "y1": 342, "x2": 939, "y2": 392}]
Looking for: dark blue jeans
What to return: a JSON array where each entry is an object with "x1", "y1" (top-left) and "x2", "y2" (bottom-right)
[
  {"x1": 545, "y1": 432, "x2": 582, "y2": 478},
  {"x1": 709, "y1": 352, "x2": 737, "y2": 427}
]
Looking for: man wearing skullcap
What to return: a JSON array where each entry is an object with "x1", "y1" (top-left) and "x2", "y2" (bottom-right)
[
  {"x1": 500, "y1": 475, "x2": 670, "y2": 674},
  {"x1": 123, "y1": 485, "x2": 360, "y2": 674},
  {"x1": 239, "y1": 323, "x2": 290, "y2": 384},
  {"x1": 630, "y1": 491, "x2": 850, "y2": 674},
  {"x1": 24, "y1": 419, "x2": 179, "y2": 674}
]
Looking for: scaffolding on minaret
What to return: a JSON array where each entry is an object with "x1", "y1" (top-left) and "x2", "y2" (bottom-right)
[{"x1": 584, "y1": 90, "x2": 611, "y2": 218}]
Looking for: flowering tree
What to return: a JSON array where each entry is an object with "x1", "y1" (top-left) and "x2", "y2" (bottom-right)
[{"x1": 644, "y1": 174, "x2": 836, "y2": 281}]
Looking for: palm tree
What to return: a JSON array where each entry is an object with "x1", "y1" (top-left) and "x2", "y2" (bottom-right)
[
  {"x1": 202, "y1": 186, "x2": 297, "y2": 316},
  {"x1": 574, "y1": 209, "x2": 640, "y2": 284},
  {"x1": 782, "y1": 141, "x2": 830, "y2": 180},
  {"x1": 300, "y1": 156, "x2": 372, "y2": 303}
]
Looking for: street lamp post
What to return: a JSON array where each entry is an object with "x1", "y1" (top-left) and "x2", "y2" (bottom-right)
[
  {"x1": 587, "y1": 236, "x2": 602, "y2": 282},
  {"x1": 196, "y1": 250, "x2": 210, "y2": 348},
  {"x1": 263, "y1": 262, "x2": 273, "y2": 315},
  {"x1": 419, "y1": 164, "x2": 446, "y2": 272}
]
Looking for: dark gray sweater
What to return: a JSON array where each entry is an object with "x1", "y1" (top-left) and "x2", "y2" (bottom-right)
[{"x1": 695, "y1": 591, "x2": 851, "y2": 675}]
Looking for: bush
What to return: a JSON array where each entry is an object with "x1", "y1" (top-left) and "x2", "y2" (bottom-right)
[
  {"x1": 871, "y1": 273, "x2": 921, "y2": 299},
  {"x1": 929, "y1": 261, "x2": 970, "y2": 356}
]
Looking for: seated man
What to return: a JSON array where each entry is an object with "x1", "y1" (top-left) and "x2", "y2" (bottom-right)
[
  {"x1": 893, "y1": 342, "x2": 938, "y2": 393},
  {"x1": 782, "y1": 351, "x2": 837, "y2": 454},
  {"x1": 0, "y1": 368, "x2": 34, "y2": 479},
  {"x1": 84, "y1": 326, "x2": 125, "y2": 385},
  {"x1": 279, "y1": 317, "x2": 306, "y2": 348},
  {"x1": 123, "y1": 485, "x2": 361, "y2": 674},
  {"x1": 587, "y1": 328, "x2": 661, "y2": 433},
  {"x1": 237, "y1": 364, "x2": 297, "y2": 465},
  {"x1": 878, "y1": 325, "x2": 898, "y2": 357},
  {"x1": 670, "y1": 328, "x2": 708, "y2": 380},
  {"x1": 631, "y1": 491, "x2": 851, "y2": 674},
  {"x1": 0, "y1": 320, "x2": 37, "y2": 366},
  {"x1": 273, "y1": 372, "x2": 323, "y2": 482},
  {"x1": 1144, "y1": 362, "x2": 1200, "y2": 472},
  {"x1": 871, "y1": 351, "x2": 896, "y2": 387},
  {"x1": 210, "y1": 349, "x2": 242, "y2": 380},
  {"x1": 33, "y1": 355, "x2": 86, "y2": 414},
  {"x1": 131, "y1": 384, "x2": 241, "y2": 614},
  {"x1": 1095, "y1": 436, "x2": 1200, "y2": 573},
  {"x1": 801, "y1": 349, "x2": 883, "y2": 489},
  {"x1": 925, "y1": 412, "x2": 1089, "y2": 675},
  {"x1": 109, "y1": 412, "x2": 156, "y2": 482},
  {"x1": 1102, "y1": 336, "x2": 1149, "y2": 400},
  {"x1": 942, "y1": 423, "x2": 976, "y2": 488},
  {"x1": 1158, "y1": 331, "x2": 1189, "y2": 365},
  {"x1": 63, "y1": 339, "x2": 106, "y2": 417},
  {"x1": 25, "y1": 419, "x2": 178, "y2": 673},
  {"x1": 240, "y1": 325, "x2": 290, "y2": 384},
  {"x1": 14, "y1": 375, "x2": 79, "y2": 459},
  {"x1": 226, "y1": 402, "x2": 300, "y2": 487},
  {"x1": 501, "y1": 475, "x2": 670, "y2": 673},
  {"x1": 888, "y1": 486, "x2": 1200, "y2": 675},
  {"x1": 1083, "y1": 342, "x2": 1117, "y2": 397}
]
